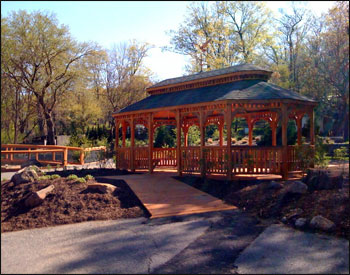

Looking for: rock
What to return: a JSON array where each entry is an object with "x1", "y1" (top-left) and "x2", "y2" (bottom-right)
[
  {"x1": 11, "y1": 166, "x2": 42, "y2": 185},
  {"x1": 24, "y1": 184, "x2": 55, "y2": 208},
  {"x1": 310, "y1": 215, "x2": 336, "y2": 232},
  {"x1": 86, "y1": 183, "x2": 116, "y2": 194},
  {"x1": 285, "y1": 181, "x2": 308, "y2": 195},
  {"x1": 304, "y1": 169, "x2": 343, "y2": 190},
  {"x1": 285, "y1": 208, "x2": 303, "y2": 220},
  {"x1": 295, "y1": 218, "x2": 307, "y2": 228},
  {"x1": 281, "y1": 216, "x2": 288, "y2": 223},
  {"x1": 268, "y1": 181, "x2": 283, "y2": 190},
  {"x1": 20, "y1": 159, "x2": 43, "y2": 168}
]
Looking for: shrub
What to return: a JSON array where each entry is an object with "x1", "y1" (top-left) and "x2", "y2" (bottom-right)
[
  {"x1": 85, "y1": 174, "x2": 94, "y2": 180},
  {"x1": 67, "y1": 174, "x2": 78, "y2": 180},
  {"x1": 38, "y1": 175, "x2": 50, "y2": 181},
  {"x1": 75, "y1": 177, "x2": 86, "y2": 183},
  {"x1": 50, "y1": 174, "x2": 61, "y2": 180}
]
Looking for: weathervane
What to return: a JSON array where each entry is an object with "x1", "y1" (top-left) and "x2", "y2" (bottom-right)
[{"x1": 195, "y1": 39, "x2": 211, "y2": 72}]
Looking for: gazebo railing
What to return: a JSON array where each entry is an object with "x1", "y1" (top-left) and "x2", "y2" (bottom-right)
[
  {"x1": 181, "y1": 147, "x2": 201, "y2": 172},
  {"x1": 116, "y1": 147, "x2": 132, "y2": 170},
  {"x1": 134, "y1": 147, "x2": 149, "y2": 169},
  {"x1": 152, "y1": 148, "x2": 177, "y2": 167},
  {"x1": 203, "y1": 146, "x2": 228, "y2": 174},
  {"x1": 231, "y1": 146, "x2": 282, "y2": 174}
]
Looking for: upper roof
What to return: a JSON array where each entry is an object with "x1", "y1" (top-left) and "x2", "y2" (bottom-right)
[
  {"x1": 148, "y1": 64, "x2": 272, "y2": 89},
  {"x1": 116, "y1": 79, "x2": 316, "y2": 114}
]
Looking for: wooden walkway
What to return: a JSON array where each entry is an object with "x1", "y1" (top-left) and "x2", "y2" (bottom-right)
[{"x1": 103, "y1": 172, "x2": 237, "y2": 219}]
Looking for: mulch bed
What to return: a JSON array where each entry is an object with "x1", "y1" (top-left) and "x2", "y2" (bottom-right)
[
  {"x1": 1, "y1": 169, "x2": 148, "y2": 233},
  {"x1": 176, "y1": 175, "x2": 350, "y2": 240}
]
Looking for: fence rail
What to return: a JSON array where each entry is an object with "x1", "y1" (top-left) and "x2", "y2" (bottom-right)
[{"x1": 1, "y1": 144, "x2": 106, "y2": 168}]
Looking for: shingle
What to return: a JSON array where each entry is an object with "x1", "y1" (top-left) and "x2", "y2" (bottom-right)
[{"x1": 116, "y1": 80, "x2": 316, "y2": 114}]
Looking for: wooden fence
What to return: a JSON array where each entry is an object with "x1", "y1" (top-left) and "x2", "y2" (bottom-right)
[{"x1": 1, "y1": 144, "x2": 106, "y2": 168}]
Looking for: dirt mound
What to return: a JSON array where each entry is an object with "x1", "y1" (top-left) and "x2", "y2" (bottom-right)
[{"x1": 1, "y1": 174, "x2": 147, "y2": 233}]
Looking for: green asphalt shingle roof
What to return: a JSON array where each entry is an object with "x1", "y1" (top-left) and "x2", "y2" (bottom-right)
[{"x1": 116, "y1": 79, "x2": 316, "y2": 114}]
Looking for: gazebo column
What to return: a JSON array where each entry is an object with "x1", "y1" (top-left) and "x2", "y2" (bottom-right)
[
  {"x1": 199, "y1": 110, "x2": 205, "y2": 177},
  {"x1": 281, "y1": 104, "x2": 288, "y2": 180},
  {"x1": 130, "y1": 117, "x2": 135, "y2": 172},
  {"x1": 183, "y1": 126, "x2": 189, "y2": 147},
  {"x1": 122, "y1": 121, "x2": 126, "y2": 147},
  {"x1": 148, "y1": 113, "x2": 153, "y2": 173},
  {"x1": 248, "y1": 117, "x2": 253, "y2": 146},
  {"x1": 226, "y1": 104, "x2": 232, "y2": 179},
  {"x1": 176, "y1": 110, "x2": 182, "y2": 176},
  {"x1": 219, "y1": 123, "x2": 223, "y2": 146},
  {"x1": 296, "y1": 116, "x2": 302, "y2": 146},
  {"x1": 270, "y1": 121, "x2": 277, "y2": 146},
  {"x1": 115, "y1": 120, "x2": 119, "y2": 169}
]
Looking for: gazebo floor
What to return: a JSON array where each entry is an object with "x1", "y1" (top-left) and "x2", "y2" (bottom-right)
[{"x1": 102, "y1": 171, "x2": 237, "y2": 219}]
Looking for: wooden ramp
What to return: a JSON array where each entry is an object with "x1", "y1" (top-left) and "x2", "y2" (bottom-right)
[{"x1": 103, "y1": 172, "x2": 237, "y2": 219}]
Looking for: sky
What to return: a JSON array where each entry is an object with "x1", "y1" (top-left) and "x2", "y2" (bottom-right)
[{"x1": 1, "y1": 1, "x2": 335, "y2": 82}]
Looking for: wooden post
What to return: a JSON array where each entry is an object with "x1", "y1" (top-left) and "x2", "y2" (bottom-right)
[
  {"x1": 281, "y1": 104, "x2": 288, "y2": 180},
  {"x1": 296, "y1": 116, "x2": 302, "y2": 145},
  {"x1": 130, "y1": 117, "x2": 135, "y2": 172},
  {"x1": 248, "y1": 117, "x2": 253, "y2": 146},
  {"x1": 226, "y1": 104, "x2": 232, "y2": 180},
  {"x1": 148, "y1": 113, "x2": 154, "y2": 173},
  {"x1": 122, "y1": 121, "x2": 126, "y2": 148},
  {"x1": 271, "y1": 121, "x2": 277, "y2": 146},
  {"x1": 219, "y1": 124, "x2": 223, "y2": 146},
  {"x1": 176, "y1": 110, "x2": 182, "y2": 176},
  {"x1": 28, "y1": 148, "x2": 31, "y2": 160},
  {"x1": 199, "y1": 110, "x2": 205, "y2": 177},
  {"x1": 10, "y1": 147, "x2": 13, "y2": 161},
  {"x1": 63, "y1": 148, "x2": 68, "y2": 167},
  {"x1": 52, "y1": 151, "x2": 55, "y2": 161},
  {"x1": 79, "y1": 150, "x2": 85, "y2": 165},
  {"x1": 183, "y1": 127, "x2": 188, "y2": 147},
  {"x1": 115, "y1": 120, "x2": 119, "y2": 169}
]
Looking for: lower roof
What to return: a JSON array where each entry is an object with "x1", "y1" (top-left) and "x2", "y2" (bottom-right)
[{"x1": 116, "y1": 80, "x2": 316, "y2": 114}]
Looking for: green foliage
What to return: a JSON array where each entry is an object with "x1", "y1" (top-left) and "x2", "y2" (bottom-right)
[
  {"x1": 75, "y1": 177, "x2": 86, "y2": 183},
  {"x1": 85, "y1": 174, "x2": 94, "y2": 180},
  {"x1": 50, "y1": 174, "x2": 61, "y2": 180},
  {"x1": 154, "y1": 125, "x2": 175, "y2": 148},
  {"x1": 334, "y1": 146, "x2": 348, "y2": 160},
  {"x1": 46, "y1": 164, "x2": 52, "y2": 170},
  {"x1": 67, "y1": 174, "x2": 79, "y2": 180},
  {"x1": 295, "y1": 145, "x2": 315, "y2": 173},
  {"x1": 314, "y1": 136, "x2": 330, "y2": 168},
  {"x1": 187, "y1": 125, "x2": 200, "y2": 146},
  {"x1": 38, "y1": 175, "x2": 50, "y2": 181}
]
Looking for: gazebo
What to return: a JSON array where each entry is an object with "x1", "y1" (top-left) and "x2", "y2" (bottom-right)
[{"x1": 113, "y1": 64, "x2": 317, "y2": 180}]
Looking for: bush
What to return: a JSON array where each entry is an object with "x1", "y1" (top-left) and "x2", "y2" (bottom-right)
[
  {"x1": 50, "y1": 174, "x2": 61, "y2": 180},
  {"x1": 67, "y1": 174, "x2": 78, "y2": 180},
  {"x1": 85, "y1": 174, "x2": 94, "y2": 180},
  {"x1": 38, "y1": 175, "x2": 50, "y2": 181},
  {"x1": 75, "y1": 177, "x2": 86, "y2": 183}
]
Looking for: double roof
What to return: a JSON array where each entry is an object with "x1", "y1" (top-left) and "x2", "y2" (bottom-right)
[{"x1": 116, "y1": 64, "x2": 316, "y2": 114}]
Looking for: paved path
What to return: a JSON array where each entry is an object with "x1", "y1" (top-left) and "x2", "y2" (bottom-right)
[
  {"x1": 234, "y1": 224, "x2": 349, "y2": 274},
  {"x1": 1, "y1": 217, "x2": 210, "y2": 274},
  {"x1": 102, "y1": 172, "x2": 236, "y2": 218}
]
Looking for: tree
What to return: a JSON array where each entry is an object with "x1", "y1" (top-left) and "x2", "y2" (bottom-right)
[
  {"x1": 165, "y1": 1, "x2": 273, "y2": 73},
  {"x1": 2, "y1": 10, "x2": 94, "y2": 144}
]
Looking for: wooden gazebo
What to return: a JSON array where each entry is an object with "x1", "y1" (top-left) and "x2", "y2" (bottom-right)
[{"x1": 113, "y1": 64, "x2": 317, "y2": 179}]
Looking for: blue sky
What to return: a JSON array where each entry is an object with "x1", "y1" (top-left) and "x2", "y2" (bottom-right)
[{"x1": 1, "y1": 1, "x2": 335, "y2": 81}]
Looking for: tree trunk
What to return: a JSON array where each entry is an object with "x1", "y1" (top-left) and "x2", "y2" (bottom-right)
[
  {"x1": 37, "y1": 102, "x2": 45, "y2": 137},
  {"x1": 44, "y1": 112, "x2": 55, "y2": 145}
]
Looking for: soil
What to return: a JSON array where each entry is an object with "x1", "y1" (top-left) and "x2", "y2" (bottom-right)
[
  {"x1": 175, "y1": 167, "x2": 350, "y2": 240},
  {"x1": 1, "y1": 168, "x2": 148, "y2": 233}
]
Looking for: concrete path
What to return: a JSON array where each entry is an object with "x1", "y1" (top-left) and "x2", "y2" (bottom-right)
[
  {"x1": 1, "y1": 217, "x2": 210, "y2": 274},
  {"x1": 103, "y1": 172, "x2": 236, "y2": 218},
  {"x1": 234, "y1": 224, "x2": 349, "y2": 274}
]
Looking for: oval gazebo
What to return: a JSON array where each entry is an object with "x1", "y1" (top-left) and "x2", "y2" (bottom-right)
[{"x1": 113, "y1": 64, "x2": 317, "y2": 180}]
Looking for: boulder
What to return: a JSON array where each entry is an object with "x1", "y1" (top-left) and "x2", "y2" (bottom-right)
[
  {"x1": 24, "y1": 184, "x2": 55, "y2": 208},
  {"x1": 285, "y1": 181, "x2": 308, "y2": 195},
  {"x1": 11, "y1": 166, "x2": 42, "y2": 185},
  {"x1": 285, "y1": 208, "x2": 304, "y2": 220},
  {"x1": 295, "y1": 218, "x2": 307, "y2": 228},
  {"x1": 310, "y1": 215, "x2": 336, "y2": 232},
  {"x1": 304, "y1": 169, "x2": 343, "y2": 190},
  {"x1": 268, "y1": 181, "x2": 283, "y2": 190},
  {"x1": 20, "y1": 159, "x2": 43, "y2": 168},
  {"x1": 86, "y1": 183, "x2": 117, "y2": 194}
]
